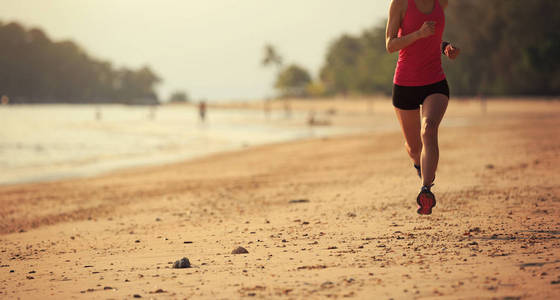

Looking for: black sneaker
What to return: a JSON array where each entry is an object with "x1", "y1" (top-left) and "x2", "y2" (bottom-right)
[{"x1": 416, "y1": 185, "x2": 436, "y2": 215}]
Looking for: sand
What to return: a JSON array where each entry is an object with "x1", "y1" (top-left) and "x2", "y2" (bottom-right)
[{"x1": 1, "y1": 98, "x2": 560, "y2": 299}]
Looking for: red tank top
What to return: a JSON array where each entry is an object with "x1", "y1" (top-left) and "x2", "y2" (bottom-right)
[{"x1": 393, "y1": 0, "x2": 445, "y2": 86}]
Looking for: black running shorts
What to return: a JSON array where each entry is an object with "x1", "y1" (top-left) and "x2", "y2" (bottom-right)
[{"x1": 392, "y1": 79, "x2": 450, "y2": 110}]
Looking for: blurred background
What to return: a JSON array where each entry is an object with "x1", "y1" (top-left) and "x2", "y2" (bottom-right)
[{"x1": 0, "y1": 0, "x2": 558, "y2": 184}]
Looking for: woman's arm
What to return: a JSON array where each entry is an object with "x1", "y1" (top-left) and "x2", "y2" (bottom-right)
[{"x1": 385, "y1": 0, "x2": 437, "y2": 53}]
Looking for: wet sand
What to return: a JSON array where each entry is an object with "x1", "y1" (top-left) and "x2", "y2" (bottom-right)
[{"x1": 1, "y1": 99, "x2": 560, "y2": 299}]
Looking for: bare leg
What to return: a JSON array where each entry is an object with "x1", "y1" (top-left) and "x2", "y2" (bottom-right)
[
  {"x1": 394, "y1": 108, "x2": 422, "y2": 166},
  {"x1": 420, "y1": 94, "x2": 449, "y2": 186}
]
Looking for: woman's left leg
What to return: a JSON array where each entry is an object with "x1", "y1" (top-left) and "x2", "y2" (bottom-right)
[{"x1": 420, "y1": 93, "x2": 449, "y2": 187}]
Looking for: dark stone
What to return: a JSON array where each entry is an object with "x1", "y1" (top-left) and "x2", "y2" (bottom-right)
[
  {"x1": 172, "y1": 257, "x2": 191, "y2": 269},
  {"x1": 232, "y1": 246, "x2": 249, "y2": 254},
  {"x1": 289, "y1": 199, "x2": 310, "y2": 204}
]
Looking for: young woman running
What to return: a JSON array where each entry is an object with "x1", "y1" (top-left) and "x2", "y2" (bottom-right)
[{"x1": 385, "y1": 0, "x2": 460, "y2": 215}]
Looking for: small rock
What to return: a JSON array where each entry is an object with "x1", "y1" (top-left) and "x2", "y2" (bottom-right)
[
  {"x1": 9, "y1": 270, "x2": 14, "y2": 273},
  {"x1": 551, "y1": 280, "x2": 560, "y2": 285},
  {"x1": 173, "y1": 257, "x2": 191, "y2": 269},
  {"x1": 183, "y1": 241, "x2": 193, "y2": 244},
  {"x1": 133, "y1": 294, "x2": 142, "y2": 298},
  {"x1": 232, "y1": 246, "x2": 249, "y2": 254},
  {"x1": 155, "y1": 218, "x2": 162, "y2": 222},
  {"x1": 485, "y1": 164, "x2": 495, "y2": 169},
  {"x1": 135, "y1": 240, "x2": 140, "y2": 243},
  {"x1": 103, "y1": 286, "x2": 113, "y2": 290},
  {"x1": 347, "y1": 212, "x2": 357, "y2": 218},
  {"x1": 28, "y1": 270, "x2": 36, "y2": 274},
  {"x1": 289, "y1": 199, "x2": 309, "y2": 204},
  {"x1": 150, "y1": 289, "x2": 166, "y2": 294}
]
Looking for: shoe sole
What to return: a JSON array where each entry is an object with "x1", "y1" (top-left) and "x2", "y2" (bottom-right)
[{"x1": 416, "y1": 191, "x2": 436, "y2": 215}]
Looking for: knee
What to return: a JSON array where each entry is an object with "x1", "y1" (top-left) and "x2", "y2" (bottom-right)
[{"x1": 421, "y1": 119, "x2": 439, "y2": 140}]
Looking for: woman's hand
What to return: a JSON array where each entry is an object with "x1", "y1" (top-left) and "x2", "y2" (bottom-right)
[
  {"x1": 444, "y1": 44, "x2": 461, "y2": 60},
  {"x1": 417, "y1": 21, "x2": 436, "y2": 39}
]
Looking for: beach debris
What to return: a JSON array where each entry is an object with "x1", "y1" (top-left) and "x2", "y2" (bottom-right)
[
  {"x1": 289, "y1": 199, "x2": 309, "y2": 204},
  {"x1": 133, "y1": 294, "x2": 142, "y2": 298},
  {"x1": 469, "y1": 227, "x2": 481, "y2": 233},
  {"x1": 173, "y1": 257, "x2": 191, "y2": 269},
  {"x1": 297, "y1": 265, "x2": 327, "y2": 270},
  {"x1": 103, "y1": 286, "x2": 113, "y2": 290},
  {"x1": 551, "y1": 280, "x2": 560, "y2": 285},
  {"x1": 485, "y1": 164, "x2": 495, "y2": 169},
  {"x1": 135, "y1": 240, "x2": 141, "y2": 243},
  {"x1": 26, "y1": 276, "x2": 34, "y2": 280},
  {"x1": 150, "y1": 289, "x2": 166, "y2": 294},
  {"x1": 347, "y1": 212, "x2": 357, "y2": 218},
  {"x1": 232, "y1": 246, "x2": 249, "y2": 254}
]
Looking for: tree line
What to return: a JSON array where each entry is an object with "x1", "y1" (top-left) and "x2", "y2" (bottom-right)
[
  {"x1": 269, "y1": 0, "x2": 560, "y2": 97},
  {"x1": 0, "y1": 21, "x2": 161, "y2": 104}
]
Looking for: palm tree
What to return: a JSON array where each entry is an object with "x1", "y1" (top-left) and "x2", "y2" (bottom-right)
[{"x1": 262, "y1": 44, "x2": 283, "y2": 70}]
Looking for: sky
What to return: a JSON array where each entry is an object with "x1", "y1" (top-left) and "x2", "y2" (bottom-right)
[{"x1": 1, "y1": 0, "x2": 390, "y2": 101}]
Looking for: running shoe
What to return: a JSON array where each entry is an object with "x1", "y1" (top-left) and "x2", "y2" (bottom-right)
[
  {"x1": 416, "y1": 185, "x2": 436, "y2": 215},
  {"x1": 414, "y1": 164, "x2": 421, "y2": 179}
]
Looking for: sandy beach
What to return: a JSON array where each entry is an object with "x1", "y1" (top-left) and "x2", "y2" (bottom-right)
[{"x1": 1, "y1": 98, "x2": 560, "y2": 299}]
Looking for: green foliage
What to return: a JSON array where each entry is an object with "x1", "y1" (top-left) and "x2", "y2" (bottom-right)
[
  {"x1": 320, "y1": 22, "x2": 397, "y2": 96},
  {"x1": 169, "y1": 91, "x2": 189, "y2": 103},
  {"x1": 320, "y1": 0, "x2": 560, "y2": 96},
  {"x1": 0, "y1": 21, "x2": 161, "y2": 104},
  {"x1": 443, "y1": 0, "x2": 560, "y2": 95},
  {"x1": 275, "y1": 64, "x2": 312, "y2": 98}
]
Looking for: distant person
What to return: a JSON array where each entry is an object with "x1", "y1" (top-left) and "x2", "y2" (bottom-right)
[
  {"x1": 386, "y1": 0, "x2": 460, "y2": 214},
  {"x1": 198, "y1": 101, "x2": 207, "y2": 122},
  {"x1": 1, "y1": 95, "x2": 9, "y2": 105},
  {"x1": 95, "y1": 107, "x2": 102, "y2": 121},
  {"x1": 264, "y1": 100, "x2": 271, "y2": 120},
  {"x1": 283, "y1": 100, "x2": 291, "y2": 118},
  {"x1": 148, "y1": 106, "x2": 157, "y2": 120}
]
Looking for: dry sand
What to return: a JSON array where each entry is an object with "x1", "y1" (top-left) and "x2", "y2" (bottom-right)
[{"x1": 1, "y1": 99, "x2": 560, "y2": 299}]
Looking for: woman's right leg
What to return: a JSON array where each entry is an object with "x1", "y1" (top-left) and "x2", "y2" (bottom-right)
[{"x1": 394, "y1": 108, "x2": 422, "y2": 166}]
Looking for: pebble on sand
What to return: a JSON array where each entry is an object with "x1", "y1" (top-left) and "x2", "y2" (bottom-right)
[
  {"x1": 173, "y1": 257, "x2": 191, "y2": 269},
  {"x1": 232, "y1": 246, "x2": 249, "y2": 254},
  {"x1": 289, "y1": 199, "x2": 310, "y2": 204}
]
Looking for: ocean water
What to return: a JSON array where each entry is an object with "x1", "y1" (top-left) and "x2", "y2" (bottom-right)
[{"x1": 0, "y1": 104, "x2": 376, "y2": 185}]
